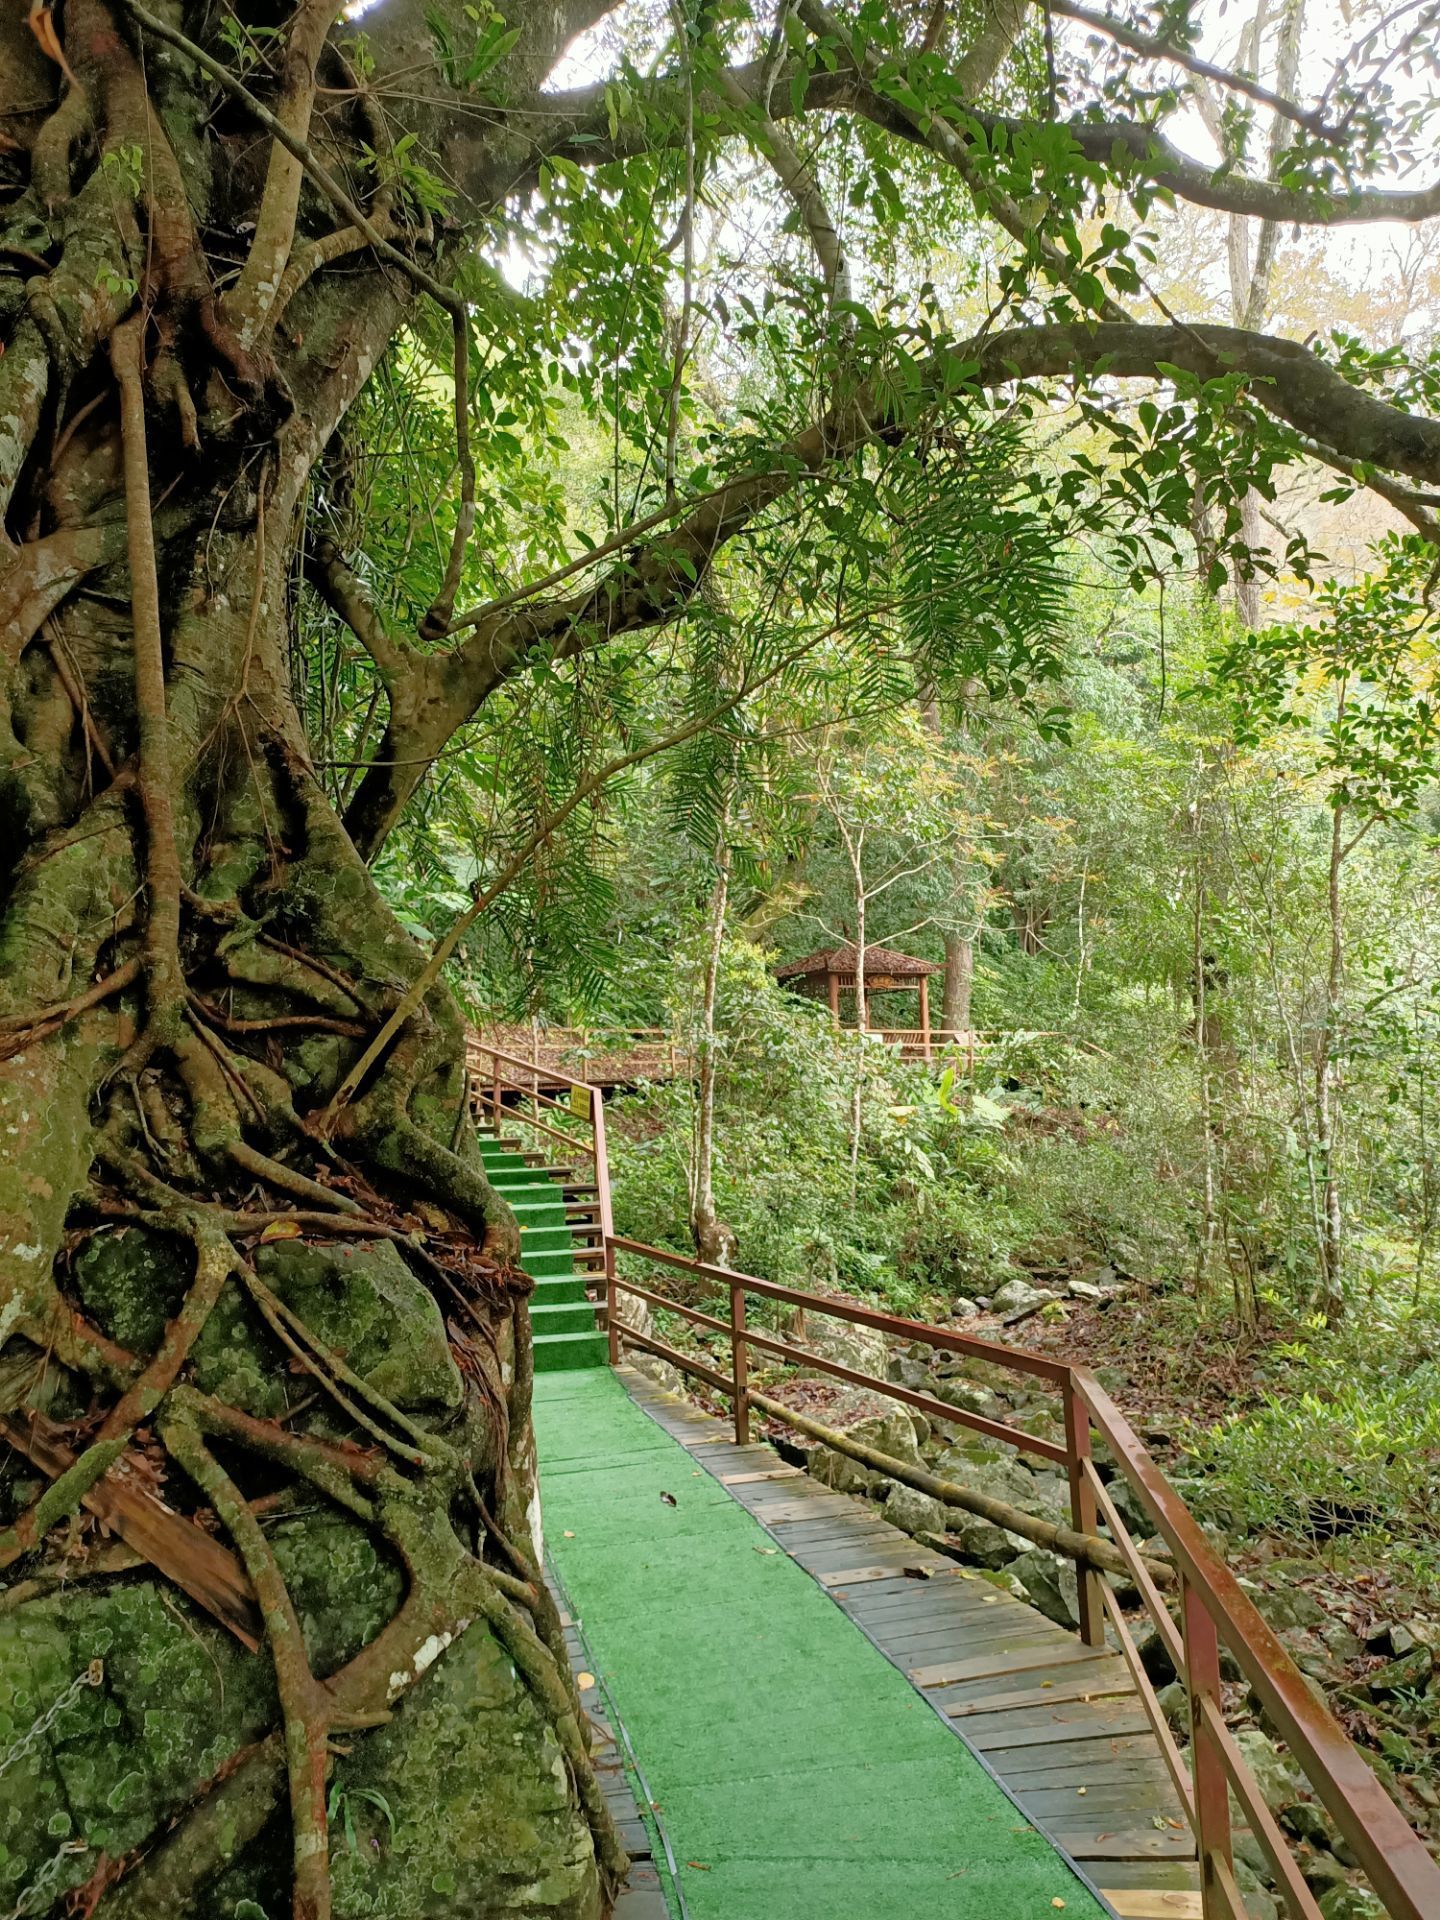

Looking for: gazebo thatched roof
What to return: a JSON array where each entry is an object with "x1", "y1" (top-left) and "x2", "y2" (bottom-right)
[{"x1": 774, "y1": 943, "x2": 942, "y2": 982}]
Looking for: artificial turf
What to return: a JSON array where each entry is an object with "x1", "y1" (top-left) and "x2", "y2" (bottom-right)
[{"x1": 534, "y1": 1368, "x2": 1105, "y2": 1920}]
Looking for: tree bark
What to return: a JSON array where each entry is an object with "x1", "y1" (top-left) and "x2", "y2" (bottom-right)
[
  {"x1": 942, "y1": 931, "x2": 974, "y2": 1036},
  {"x1": 690, "y1": 843, "x2": 735, "y2": 1268}
]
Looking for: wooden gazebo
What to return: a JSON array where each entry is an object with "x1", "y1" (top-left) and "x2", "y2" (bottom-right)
[{"x1": 775, "y1": 943, "x2": 943, "y2": 1055}]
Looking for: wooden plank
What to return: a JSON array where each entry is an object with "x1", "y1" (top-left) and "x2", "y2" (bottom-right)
[
  {"x1": 1100, "y1": 1886, "x2": 1203, "y2": 1913},
  {"x1": 986, "y1": 1734, "x2": 1164, "y2": 1777},
  {"x1": 719, "y1": 1467, "x2": 803, "y2": 1485},
  {"x1": 1019, "y1": 1783, "x2": 1190, "y2": 1820},
  {"x1": 949, "y1": 1669, "x2": 1135, "y2": 1717},
  {"x1": 819, "y1": 1561, "x2": 953, "y2": 1587},
  {"x1": 911, "y1": 1643, "x2": 1118, "y2": 1689},
  {"x1": 969, "y1": 1709, "x2": 1154, "y2": 1753},
  {"x1": 1050, "y1": 1828, "x2": 1197, "y2": 1861}
]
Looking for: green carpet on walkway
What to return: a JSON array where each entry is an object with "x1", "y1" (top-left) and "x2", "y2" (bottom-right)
[{"x1": 534, "y1": 1370, "x2": 1106, "y2": 1920}]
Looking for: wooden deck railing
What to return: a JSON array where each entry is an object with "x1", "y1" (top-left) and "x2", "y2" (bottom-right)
[
  {"x1": 600, "y1": 1237, "x2": 1440, "y2": 1920},
  {"x1": 468, "y1": 1026, "x2": 683, "y2": 1085}
]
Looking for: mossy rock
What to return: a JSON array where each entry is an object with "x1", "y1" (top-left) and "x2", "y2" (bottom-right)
[
  {"x1": 251, "y1": 1238, "x2": 463, "y2": 1415},
  {"x1": 0, "y1": 1506, "x2": 406, "y2": 1908},
  {"x1": 0, "y1": 1582, "x2": 276, "y2": 1911},
  {"x1": 71, "y1": 1229, "x2": 462, "y2": 1422},
  {"x1": 206, "y1": 1620, "x2": 602, "y2": 1920}
]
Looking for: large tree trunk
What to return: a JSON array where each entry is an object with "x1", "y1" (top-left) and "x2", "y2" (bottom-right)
[{"x1": 0, "y1": 6, "x2": 623, "y2": 1914}]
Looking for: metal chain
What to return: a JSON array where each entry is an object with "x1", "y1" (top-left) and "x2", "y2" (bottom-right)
[
  {"x1": 5, "y1": 1839, "x2": 89, "y2": 1920},
  {"x1": 0, "y1": 1660, "x2": 104, "y2": 1780}
]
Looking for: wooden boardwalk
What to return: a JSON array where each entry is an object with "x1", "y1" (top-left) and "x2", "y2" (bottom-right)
[{"x1": 621, "y1": 1367, "x2": 1201, "y2": 1918}]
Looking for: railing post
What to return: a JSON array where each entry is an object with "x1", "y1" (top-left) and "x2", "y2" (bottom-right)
[
  {"x1": 1183, "y1": 1574, "x2": 1233, "y2": 1917},
  {"x1": 730, "y1": 1281, "x2": 750, "y2": 1445},
  {"x1": 590, "y1": 1087, "x2": 619, "y2": 1366},
  {"x1": 1063, "y1": 1377, "x2": 1105, "y2": 1648}
]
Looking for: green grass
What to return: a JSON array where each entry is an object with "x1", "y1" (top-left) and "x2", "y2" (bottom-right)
[{"x1": 535, "y1": 1370, "x2": 1104, "y2": 1920}]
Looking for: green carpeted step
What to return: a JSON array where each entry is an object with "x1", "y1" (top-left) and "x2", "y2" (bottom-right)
[
  {"x1": 532, "y1": 1300, "x2": 602, "y2": 1335},
  {"x1": 477, "y1": 1131, "x2": 604, "y2": 1368},
  {"x1": 520, "y1": 1224, "x2": 575, "y2": 1253},
  {"x1": 522, "y1": 1249, "x2": 585, "y2": 1281},
  {"x1": 531, "y1": 1275, "x2": 590, "y2": 1305},
  {"x1": 534, "y1": 1329, "x2": 609, "y2": 1370}
]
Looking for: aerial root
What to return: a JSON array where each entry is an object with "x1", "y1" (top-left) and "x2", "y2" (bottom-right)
[
  {"x1": 161, "y1": 1413, "x2": 333, "y2": 1920},
  {"x1": 0, "y1": 1219, "x2": 234, "y2": 1569},
  {"x1": 469, "y1": 1572, "x2": 630, "y2": 1890},
  {"x1": 237, "y1": 1265, "x2": 454, "y2": 1471},
  {"x1": 0, "y1": 955, "x2": 142, "y2": 1056}
]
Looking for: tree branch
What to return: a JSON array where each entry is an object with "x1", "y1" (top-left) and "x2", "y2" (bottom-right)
[
  {"x1": 1051, "y1": 0, "x2": 1333, "y2": 135},
  {"x1": 226, "y1": 0, "x2": 347, "y2": 341}
]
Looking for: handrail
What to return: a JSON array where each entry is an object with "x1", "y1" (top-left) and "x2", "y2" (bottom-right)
[
  {"x1": 600, "y1": 1235, "x2": 1440, "y2": 1920},
  {"x1": 607, "y1": 1237, "x2": 1070, "y2": 1383},
  {"x1": 467, "y1": 1038, "x2": 600, "y2": 1097}
]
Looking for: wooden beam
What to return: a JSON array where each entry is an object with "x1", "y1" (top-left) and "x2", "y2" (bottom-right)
[{"x1": 918, "y1": 973, "x2": 931, "y2": 1060}]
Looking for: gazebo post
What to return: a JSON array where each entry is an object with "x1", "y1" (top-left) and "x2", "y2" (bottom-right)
[
  {"x1": 918, "y1": 973, "x2": 931, "y2": 1060},
  {"x1": 827, "y1": 969, "x2": 840, "y2": 1027}
]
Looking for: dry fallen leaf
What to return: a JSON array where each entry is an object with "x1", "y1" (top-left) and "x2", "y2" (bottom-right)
[
  {"x1": 27, "y1": 2, "x2": 78, "y2": 82},
  {"x1": 259, "y1": 1219, "x2": 302, "y2": 1242},
  {"x1": 1052, "y1": 1901, "x2": 1066, "y2": 1909},
  {"x1": 576, "y1": 1672, "x2": 595, "y2": 1690},
  {"x1": 754, "y1": 1546, "x2": 777, "y2": 1555},
  {"x1": 1075, "y1": 1787, "x2": 1087, "y2": 1796},
  {"x1": 686, "y1": 1862, "x2": 711, "y2": 1872},
  {"x1": 562, "y1": 1530, "x2": 575, "y2": 1538}
]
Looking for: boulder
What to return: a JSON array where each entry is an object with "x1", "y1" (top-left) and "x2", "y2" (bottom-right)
[
  {"x1": 1300, "y1": 1852, "x2": 1352, "y2": 1896},
  {"x1": 989, "y1": 1277, "x2": 1059, "y2": 1316},
  {"x1": 1318, "y1": 1889, "x2": 1385, "y2": 1920},
  {"x1": 1155, "y1": 1680, "x2": 1189, "y2": 1732},
  {"x1": 1245, "y1": 1574, "x2": 1327, "y2": 1634},
  {"x1": 888, "y1": 1354, "x2": 935, "y2": 1395},
  {"x1": 1282, "y1": 1799, "x2": 1339, "y2": 1849},
  {"x1": 811, "y1": 1410, "x2": 923, "y2": 1497},
  {"x1": 883, "y1": 1485, "x2": 948, "y2": 1539},
  {"x1": 629, "y1": 1351, "x2": 685, "y2": 1395},
  {"x1": 1232, "y1": 1728, "x2": 1305, "y2": 1814},
  {"x1": 1367, "y1": 1645, "x2": 1434, "y2": 1695},
  {"x1": 1235, "y1": 1859, "x2": 1280, "y2": 1920},
  {"x1": 933, "y1": 1378, "x2": 1002, "y2": 1420},
  {"x1": 949, "y1": 1516, "x2": 1029, "y2": 1569},
  {"x1": 1008, "y1": 1548, "x2": 1080, "y2": 1629},
  {"x1": 796, "y1": 1314, "x2": 889, "y2": 1378},
  {"x1": 931, "y1": 1448, "x2": 1043, "y2": 1517},
  {"x1": 1066, "y1": 1278, "x2": 1106, "y2": 1301},
  {"x1": 950, "y1": 1296, "x2": 981, "y2": 1319}
]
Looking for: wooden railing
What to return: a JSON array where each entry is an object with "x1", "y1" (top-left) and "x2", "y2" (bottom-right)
[
  {"x1": 469, "y1": 1026, "x2": 683, "y2": 1085},
  {"x1": 600, "y1": 1237, "x2": 1440, "y2": 1920},
  {"x1": 872, "y1": 1026, "x2": 984, "y2": 1066},
  {"x1": 467, "y1": 1041, "x2": 615, "y2": 1275}
]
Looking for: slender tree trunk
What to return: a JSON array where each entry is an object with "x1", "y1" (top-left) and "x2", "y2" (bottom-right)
[
  {"x1": 1316, "y1": 797, "x2": 1346, "y2": 1319},
  {"x1": 690, "y1": 842, "x2": 734, "y2": 1267},
  {"x1": 942, "y1": 930, "x2": 974, "y2": 1035}
]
